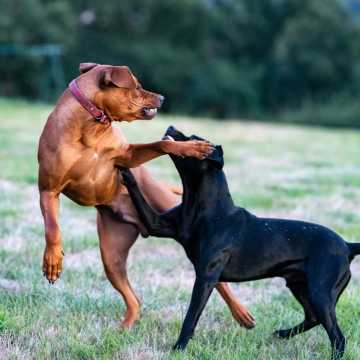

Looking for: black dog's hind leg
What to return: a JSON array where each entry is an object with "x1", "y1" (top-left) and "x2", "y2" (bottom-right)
[
  {"x1": 120, "y1": 168, "x2": 178, "y2": 238},
  {"x1": 335, "y1": 271, "x2": 351, "y2": 305},
  {"x1": 310, "y1": 296, "x2": 345, "y2": 360},
  {"x1": 274, "y1": 281, "x2": 318, "y2": 339},
  {"x1": 308, "y1": 256, "x2": 349, "y2": 359}
]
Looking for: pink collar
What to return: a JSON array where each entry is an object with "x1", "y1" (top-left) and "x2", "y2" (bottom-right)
[{"x1": 69, "y1": 79, "x2": 110, "y2": 125}]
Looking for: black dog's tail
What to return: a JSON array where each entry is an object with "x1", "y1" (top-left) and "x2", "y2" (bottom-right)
[{"x1": 347, "y1": 242, "x2": 360, "y2": 257}]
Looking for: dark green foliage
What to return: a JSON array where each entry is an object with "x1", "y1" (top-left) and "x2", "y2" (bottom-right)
[{"x1": 1, "y1": 0, "x2": 360, "y2": 123}]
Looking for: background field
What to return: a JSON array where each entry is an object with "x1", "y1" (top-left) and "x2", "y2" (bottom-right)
[{"x1": 1, "y1": 98, "x2": 360, "y2": 359}]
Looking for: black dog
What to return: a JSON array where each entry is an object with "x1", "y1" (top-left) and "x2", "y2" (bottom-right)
[{"x1": 120, "y1": 126, "x2": 360, "y2": 358}]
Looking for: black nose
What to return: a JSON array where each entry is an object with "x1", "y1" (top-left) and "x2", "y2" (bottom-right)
[
  {"x1": 167, "y1": 125, "x2": 176, "y2": 133},
  {"x1": 158, "y1": 95, "x2": 165, "y2": 105}
]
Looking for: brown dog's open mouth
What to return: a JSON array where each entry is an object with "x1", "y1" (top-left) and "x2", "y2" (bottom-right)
[{"x1": 142, "y1": 107, "x2": 158, "y2": 119}]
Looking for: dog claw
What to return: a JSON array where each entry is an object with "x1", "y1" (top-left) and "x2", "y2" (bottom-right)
[
  {"x1": 42, "y1": 246, "x2": 63, "y2": 284},
  {"x1": 273, "y1": 329, "x2": 293, "y2": 339},
  {"x1": 173, "y1": 342, "x2": 187, "y2": 351},
  {"x1": 231, "y1": 306, "x2": 256, "y2": 329}
]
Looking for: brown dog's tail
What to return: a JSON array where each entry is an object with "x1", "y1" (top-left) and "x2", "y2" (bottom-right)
[{"x1": 348, "y1": 242, "x2": 360, "y2": 257}]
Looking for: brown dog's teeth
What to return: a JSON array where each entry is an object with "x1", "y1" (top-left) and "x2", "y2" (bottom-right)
[{"x1": 144, "y1": 108, "x2": 157, "y2": 117}]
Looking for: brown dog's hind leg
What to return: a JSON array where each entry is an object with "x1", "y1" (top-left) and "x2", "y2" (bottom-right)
[
  {"x1": 97, "y1": 208, "x2": 141, "y2": 329},
  {"x1": 216, "y1": 282, "x2": 256, "y2": 329},
  {"x1": 130, "y1": 166, "x2": 181, "y2": 212}
]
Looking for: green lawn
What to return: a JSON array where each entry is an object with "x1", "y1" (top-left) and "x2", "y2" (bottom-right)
[{"x1": 1, "y1": 97, "x2": 360, "y2": 359}]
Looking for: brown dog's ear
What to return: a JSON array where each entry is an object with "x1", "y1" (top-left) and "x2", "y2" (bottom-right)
[
  {"x1": 100, "y1": 66, "x2": 137, "y2": 89},
  {"x1": 79, "y1": 63, "x2": 98, "y2": 73}
]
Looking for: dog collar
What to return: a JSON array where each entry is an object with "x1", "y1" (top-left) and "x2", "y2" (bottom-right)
[{"x1": 69, "y1": 79, "x2": 110, "y2": 125}]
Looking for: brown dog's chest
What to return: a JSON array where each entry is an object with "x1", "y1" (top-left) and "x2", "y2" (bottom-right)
[
  {"x1": 61, "y1": 146, "x2": 122, "y2": 206},
  {"x1": 39, "y1": 121, "x2": 126, "y2": 206}
]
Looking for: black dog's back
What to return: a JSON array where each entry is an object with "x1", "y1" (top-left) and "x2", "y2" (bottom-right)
[{"x1": 221, "y1": 209, "x2": 351, "y2": 282}]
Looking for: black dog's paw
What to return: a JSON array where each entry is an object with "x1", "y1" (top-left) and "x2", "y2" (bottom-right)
[
  {"x1": 172, "y1": 341, "x2": 187, "y2": 351},
  {"x1": 273, "y1": 329, "x2": 292, "y2": 339},
  {"x1": 120, "y1": 168, "x2": 136, "y2": 187}
]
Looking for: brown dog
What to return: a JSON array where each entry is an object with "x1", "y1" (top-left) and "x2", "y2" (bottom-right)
[{"x1": 37, "y1": 63, "x2": 255, "y2": 329}]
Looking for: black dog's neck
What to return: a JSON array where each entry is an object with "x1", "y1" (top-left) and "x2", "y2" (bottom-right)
[
  {"x1": 174, "y1": 168, "x2": 236, "y2": 252},
  {"x1": 180, "y1": 169, "x2": 235, "y2": 222}
]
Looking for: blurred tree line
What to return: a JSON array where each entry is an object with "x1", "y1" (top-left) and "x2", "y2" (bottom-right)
[{"x1": 1, "y1": 0, "x2": 360, "y2": 123}]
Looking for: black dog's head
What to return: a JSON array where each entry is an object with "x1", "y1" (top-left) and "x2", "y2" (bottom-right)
[{"x1": 163, "y1": 126, "x2": 224, "y2": 182}]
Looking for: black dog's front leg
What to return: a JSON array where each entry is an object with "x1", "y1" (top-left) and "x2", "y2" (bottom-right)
[
  {"x1": 173, "y1": 275, "x2": 218, "y2": 350},
  {"x1": 120, "y1": 168, "x2": 178, "y2": 238},
  {"x1": 174, "y1": 251, "x2": 229, "y2": 350}
]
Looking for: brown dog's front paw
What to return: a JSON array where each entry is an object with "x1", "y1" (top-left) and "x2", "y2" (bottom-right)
[
  {"x1": 165, "y1": 140, "x2": 214, "y2": 159},
  {"x1": 187, "y1": 140, "x2": 215, "y2": 159},
  {"x1": 42, "y1": 245, "x2": 64, "y2": 284}
]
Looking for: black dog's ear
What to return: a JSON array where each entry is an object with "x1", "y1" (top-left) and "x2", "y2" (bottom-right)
[{"x1": 207, "y1": 145, "x2": 224, "y2": 169}]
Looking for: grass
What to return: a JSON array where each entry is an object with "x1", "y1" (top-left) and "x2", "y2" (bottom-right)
[{"x1": 1, "y1": 97, "x2": 360, "y2": 359}]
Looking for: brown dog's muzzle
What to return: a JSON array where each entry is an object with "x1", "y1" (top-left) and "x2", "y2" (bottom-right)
[{"x1": 142, "y1": 94, "x2": 165, "y2": 119}]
